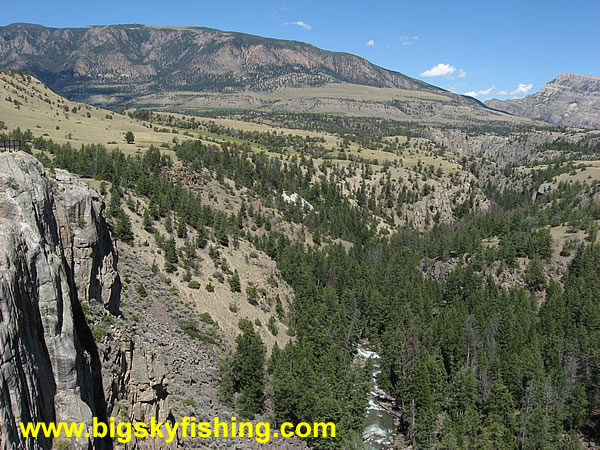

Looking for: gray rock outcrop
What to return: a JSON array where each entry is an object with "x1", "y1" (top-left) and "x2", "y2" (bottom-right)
[
  {"x1": 0, "y1": 151, "x2": 120, "y2": 448},
  {"x1": 53, "y1": 169, "x2": 121, "y2": 315},
  {"x1": 423, "y1": 127, "x2": 600, "y2": 166}
]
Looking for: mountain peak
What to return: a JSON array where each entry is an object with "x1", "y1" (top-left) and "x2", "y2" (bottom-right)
[
  {"x1": 552, "y1": 72, "x2": 600, "y2": 82},
  {"x1": 485, "y1": 72, "x2": 600, "y2": 129}
]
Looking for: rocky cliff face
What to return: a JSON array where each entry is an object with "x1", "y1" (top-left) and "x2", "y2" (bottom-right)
[
  {"x1": 423, "y1": 127, "x2": 600, "y2": 166},
  {"x1": 53, "y1": 170, "x2": 121, "y2": 315},
  {"x1": 0, "y1": 151, "x2": 119, "y2": 448},
  {"x1": 485, "y1": 73, "x2": 600, "y2": 129}
]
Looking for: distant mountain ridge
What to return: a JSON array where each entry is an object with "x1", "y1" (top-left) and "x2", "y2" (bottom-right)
[
  {"x1": 0, "y1": 23, "x2": 435, "y2": 94},
  {"x1": 485, "y1": 73, "x2": 600, "y2": 129},
  {"x1": 0, "y1": 22, "x2": 503, "y2": 122}
]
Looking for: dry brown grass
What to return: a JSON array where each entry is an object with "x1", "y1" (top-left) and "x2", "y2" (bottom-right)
[
  {"x1": 1, "y1": 71, "x2": 181, "y2": 157},
  {"x1": 554, "y1": 161, "x2": 600, "y2": 184}
]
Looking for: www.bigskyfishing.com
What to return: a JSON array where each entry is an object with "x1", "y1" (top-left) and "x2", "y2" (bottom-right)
[{"x1": 20, "y1": 416, "x2": 336, "y2": 444}]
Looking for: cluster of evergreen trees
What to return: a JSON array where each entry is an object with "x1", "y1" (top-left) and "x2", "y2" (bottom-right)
[
  {"x1": 218, "y1": 319, "x2": 266, "y2": 418},
  {"x1": 252, "y1": 229, "x2": 599, "y2": 448}
]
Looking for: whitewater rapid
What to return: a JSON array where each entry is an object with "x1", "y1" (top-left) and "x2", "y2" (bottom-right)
[{"x1": 357, "y1": 345, "x2": 396, "y2": 449}]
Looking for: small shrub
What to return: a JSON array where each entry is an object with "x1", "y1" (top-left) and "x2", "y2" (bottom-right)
[
  {"x1": 136, "y1": 283, "x2": 148, "y2": 298},
  {"x1": 179, "y1": 318, "x2": 201, "y2": 339},
  {"x1": 54, "y1": 440, "x2": 70, "y2": 450},
  {"x1": 275, "y1": 295, "x2": 285, "y2": 319},
  {"x1": 102, "y1": 314, "x2": 115, "y2": 325},
  {"x1": 188, "y1": 280, "x2": 201, "y2": 289},
  {"x1": 228, "y1": 271, "x2": 241, "y2": 293},
  {"x1": 92, "y1": 327, "x2": 106, "y2": 342},
  {"x1": 205, "y1": 283, "x2": 215, "y2": 292},
  {"x1": 268, "y1": 316, "x2": 278, "y2": 336},
  {"x1": 199, "y1": 312, "x2": 216, "y2": 326},
  {"x1": 238, "y1": 318, "x2": 253, "y2": 331},
  {"x1": 246, "y1": 286, "x2": 259, "y2": 306}
]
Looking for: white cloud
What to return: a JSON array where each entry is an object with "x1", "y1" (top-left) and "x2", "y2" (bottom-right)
[
  {"x1": 287, "y1": 21, "x2": 312, "y2": 30},
  {"x1": 366, "y1": 39, "x2": 375, "y2": 47},
  {"x1": 511, "y1": 83, "x2": 533, "y2": 95},
  {"x1": 421, "y1": 63, "x2": 457, "y2": 77},
  {"x1": 494, "y1": 84, "x2": 533, "y2": 97},
  {"x1": 421, "y1": 63, "x2": 467, "y2": 78},
  {"x1": 464, "y1": 86, "x2": 495, "y2": 97},
  {"x1": 399, "y1": 35, "x2": 419, "y2": 47}
]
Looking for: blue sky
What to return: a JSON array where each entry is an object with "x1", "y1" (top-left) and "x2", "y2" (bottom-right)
[{"x1": 2, "y1": 0, "x2": 599, "y2": 101}]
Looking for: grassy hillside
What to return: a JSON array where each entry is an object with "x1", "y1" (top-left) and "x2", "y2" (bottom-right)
[{"x1": 0, "y1": 69, "x2": 185, "y2": 155}]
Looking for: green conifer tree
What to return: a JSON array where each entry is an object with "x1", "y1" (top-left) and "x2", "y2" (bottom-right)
[{"x1": 164, "y1": 237, "x2": 178, "y2": 273}]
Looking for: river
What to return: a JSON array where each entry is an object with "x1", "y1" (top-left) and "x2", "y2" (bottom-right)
[{"x1": 357, "y1": 345, "x2": 397, "y2": 448}]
